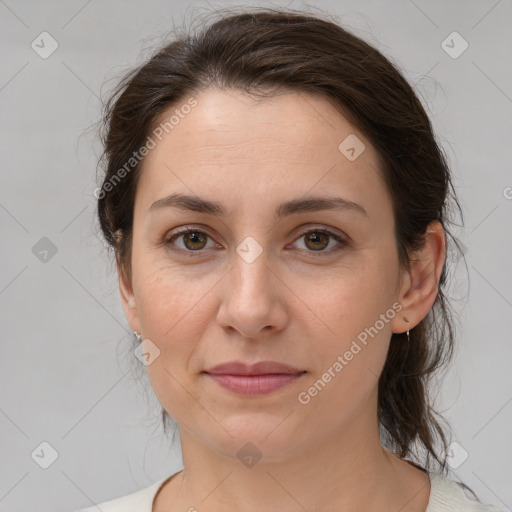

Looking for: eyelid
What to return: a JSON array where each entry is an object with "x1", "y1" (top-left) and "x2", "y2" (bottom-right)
[
  {"x1": 163, "y1": 225, "x2": 220, "y2": 255},
  {"x1": 163, "y1": 224, "x2": 350, "y2": 257},
  {"x1": 288, "y1": 226, "x2": 349, "y2": 257}
]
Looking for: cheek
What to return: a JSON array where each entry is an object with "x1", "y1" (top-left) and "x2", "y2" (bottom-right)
[
  {"x1": 134, "y1": 261, "x2": 211, "y2": 338},
  {"x1": 305, "y1": 263, "x2": 396, "y2": 386},
  {"x1": 133, "y1": 266, "x2": 202, "y2": 367},
  {"x1": 136, "y1": 269, "x2": 209, "y2": 422},
  {"x1": 309, "y1": 264, "x2": 394, "y2": 341},
  {"x1": 298, "y1": 283, "x2": 393, "y2": 420}
]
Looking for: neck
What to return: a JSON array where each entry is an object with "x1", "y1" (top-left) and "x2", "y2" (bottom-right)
[{"x1": 158, "y1": 393, "x2": 430, "y2": 512}]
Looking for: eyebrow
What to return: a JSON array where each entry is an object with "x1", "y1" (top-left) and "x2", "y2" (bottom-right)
[{"x1": 148, "y1": 193, "x2": 368, "y2": 220}]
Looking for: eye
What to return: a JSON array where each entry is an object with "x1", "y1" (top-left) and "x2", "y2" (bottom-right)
[
  {"x1": 163, "y1": 226, "x2": 349, "y2": 257},
  {"x1": 291, "y1": 228, "x2": 349, "y2": 256},
  {"x1": 164, "y1": 228, "x2": 218, "y2": 255}
]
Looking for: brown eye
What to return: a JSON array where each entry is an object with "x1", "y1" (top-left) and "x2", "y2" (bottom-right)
[
  {"x1": 304, "y1": 231, "x2": 330, "y2": 251},
  {"x1": 164, "y1": 226, "x2": 348, "y2": 258},
  {"x1": 181, "y1": 231, "x2": 208, "y2": 250},
  {"x1": 292, "y1": 228, "x2": 348, "y2": 256},
  {"x1": 165, "y1": 229, "x2": 216, "y2": 254}
]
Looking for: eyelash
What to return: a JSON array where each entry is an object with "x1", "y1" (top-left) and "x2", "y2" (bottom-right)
[{"x1": 163, "y1": 226, "x2": 349, "y2": 258}]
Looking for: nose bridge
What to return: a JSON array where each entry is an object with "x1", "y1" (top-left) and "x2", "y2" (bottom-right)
[
  {"x1": 231, "y1": 235, "x2": 271, "y2": 298},
  {"x1": 216, "y1": 233, "x2": 283, "y2": 334},
  {"x1": 223, "y1": 200, "x2": 281, "y2": 295},
  {"x1": 214, "y1": 216, "x2": 291, "y2": 337}
]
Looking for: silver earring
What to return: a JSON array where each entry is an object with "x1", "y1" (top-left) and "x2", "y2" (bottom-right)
[
  {"x1": 133, "y1": 330, "x2": 142, "y2": 342},
  {"x1": 406, "y1": 329, "x2": 410, "y2": 342}
]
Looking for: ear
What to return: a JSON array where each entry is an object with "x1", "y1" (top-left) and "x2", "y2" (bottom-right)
[
  {"x1": 117, "y1": 257, "x2": 141, "y2": 335},
  {"x1": 391, "y1": 220, "x2": 446, "y2": 334}
]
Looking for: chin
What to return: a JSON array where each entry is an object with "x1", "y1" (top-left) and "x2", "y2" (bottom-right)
[{"x1": 202, "y1": 416, "x2": 308, "y2": 465}]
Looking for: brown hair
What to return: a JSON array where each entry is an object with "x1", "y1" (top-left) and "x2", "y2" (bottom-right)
[{"x1": 96, "y1": 7, "x2": 467, "y2": 477}]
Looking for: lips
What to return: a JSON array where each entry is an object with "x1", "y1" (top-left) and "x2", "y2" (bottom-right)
[
  {"x1": 204, "y1": 360, "x2": 304, "y2": 375},
  {"x1": 203, "y1": 361, "x2": 306, "y2": 395}
]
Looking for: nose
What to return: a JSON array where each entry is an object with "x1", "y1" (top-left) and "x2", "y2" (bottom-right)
[{"x1": 216, "y1": 248, "x2": 288, "y2": 339}]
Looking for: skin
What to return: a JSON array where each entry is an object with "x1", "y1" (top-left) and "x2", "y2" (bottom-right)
[{"x1": 118, "y1": 87, "x2": 446, "y2": 512}]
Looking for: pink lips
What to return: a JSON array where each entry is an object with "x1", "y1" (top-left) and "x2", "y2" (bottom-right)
[{"x1": 203, "y1": 361, "x2": 306, "y2": 395}]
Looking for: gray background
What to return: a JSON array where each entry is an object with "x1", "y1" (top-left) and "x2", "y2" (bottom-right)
[{"x1": 0, "y1": 1, "x2": 511, "y2": 511}]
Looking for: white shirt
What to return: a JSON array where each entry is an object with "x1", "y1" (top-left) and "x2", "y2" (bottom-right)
[{"x1": 74, "y1": 470, "x2": 507, "y2": 512}]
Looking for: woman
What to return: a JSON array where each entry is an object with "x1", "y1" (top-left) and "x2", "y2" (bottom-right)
[{"x1": 78, "y1": 7, "x2": 506, "y2": 512}]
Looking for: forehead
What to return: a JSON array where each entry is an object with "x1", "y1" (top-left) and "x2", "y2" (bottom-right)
[
  {"x1": 136, "y1": 88, "x2": 391, "y2": 225},
  {"x1": 149, "y1": 88, "x2": 370, "y2": 159}
]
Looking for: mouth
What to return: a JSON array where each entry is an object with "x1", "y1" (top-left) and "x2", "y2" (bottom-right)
[
  {"x1": 202, "y1": 361, "x2": 307, "y2": 395},
  {"x1": 204, "y1": 372, "x2": 306, "y2": 395}
]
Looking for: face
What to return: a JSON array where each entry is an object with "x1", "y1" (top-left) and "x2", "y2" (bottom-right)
[{"x1": 119, "y1": 87, "x2": 409, "y2": 462}]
